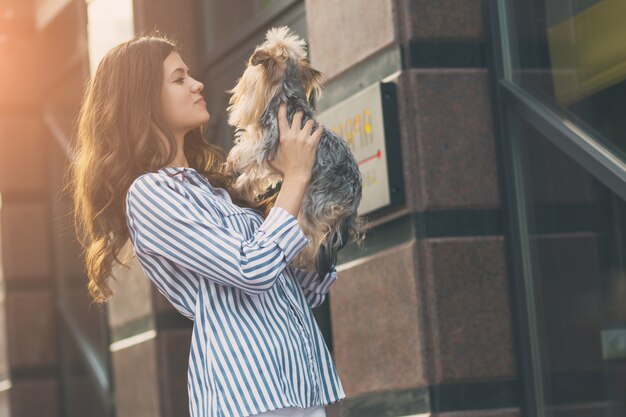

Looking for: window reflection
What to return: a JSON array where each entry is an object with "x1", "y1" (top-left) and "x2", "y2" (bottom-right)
[
  {"x1": 511, "y1": 0, "x2": 626, "y2": 160},
  {"x1": 519, "y1": 119, "x2": 626, "y2": 416}
]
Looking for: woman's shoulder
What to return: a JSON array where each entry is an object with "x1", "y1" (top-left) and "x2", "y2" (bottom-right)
[{"x1": 126, "y1": 171, "x2": 184, "y2": 201}]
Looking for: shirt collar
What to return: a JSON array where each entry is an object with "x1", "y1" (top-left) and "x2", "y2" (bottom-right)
[{"x1": 157, "y1": 166, "x2": 216, "y2": 192}]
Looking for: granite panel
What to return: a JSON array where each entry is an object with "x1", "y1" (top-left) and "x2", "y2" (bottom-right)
[
  {"x1": 5, "y1": 290, "x2": 57, "y2": 369},
  {"x1": 0, "y1": 35, "x2": 40, "y2": 107},
  {"x1": 0, "y1": 202, "x2": 52, "y2": 281},
  {"x1": 111, "y1": 336, "x2": 160, "y2": 417},
  {"x1": 331, "y1": 241, "x2": 426, "y2": 397},
  {"x1": 402, "y1": 0, "x2": 485, "y2": 41},
  {"x1": 410, "y1": 69, "x2": 500, "y2": 211},
  {"x1": 305, "y1": 0, "x2": 396, "y2": 80},
  {"x1": 108, "y1": 241, "x2": 154, "y2": 329},
  {"x1": 422, "y1": 236, "x2": 516, "y2": 384},
  {"x1": 9, "y1": 378, "x2": 59, "y2": 417},
  {"x1": 0, "y1": 117, "x2": 46, "y2": 195}
]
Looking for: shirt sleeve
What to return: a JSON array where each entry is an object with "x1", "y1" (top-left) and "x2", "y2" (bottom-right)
[
  {"x1": 125, "y1": 174, "x2": 310, "y2": 295},
  {"x1": 287, "y1": 264, "x2": 338, "y2": 309}
]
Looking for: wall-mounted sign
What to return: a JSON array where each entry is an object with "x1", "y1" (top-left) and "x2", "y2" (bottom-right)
[{"x1": 316, "y1": 81, "x2": 404, "y2": 216}]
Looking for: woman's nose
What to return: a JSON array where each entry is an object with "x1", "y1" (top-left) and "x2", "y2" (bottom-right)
[{"x1": 192, "y1": 80, "x2": 204, "y2": 93}]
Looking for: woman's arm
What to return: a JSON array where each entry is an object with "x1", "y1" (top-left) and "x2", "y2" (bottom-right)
[
  {"x1": 273, "y1": 175, "x2": 310, "y2": 217},
  {"x1": 270, "y1": 103, "x2": 323, "y2": 217},
  {"x1": 126, "y1": 173, "x2": 310, "y2": 296},
  {"x1": 286, "y1": 264, "x2": 338, "y2": 309}
]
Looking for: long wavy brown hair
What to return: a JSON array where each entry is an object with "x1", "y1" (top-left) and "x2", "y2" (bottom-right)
[{"x1": 66, "y1": 33, "x2": 277, "y2": 305}]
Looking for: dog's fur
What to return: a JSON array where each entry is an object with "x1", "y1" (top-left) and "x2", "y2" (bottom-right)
[{"x1": 225, "y1": 26, "x2": 367, "y2": 277}]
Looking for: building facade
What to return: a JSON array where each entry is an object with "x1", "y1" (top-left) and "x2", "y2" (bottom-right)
[{"x1": 0, "y1": 0, "x2": 624, "y2": 417}]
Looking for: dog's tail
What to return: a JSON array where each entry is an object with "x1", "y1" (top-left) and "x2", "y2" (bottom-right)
[{"x1": 315, "y1": 214, "x2": 369, "y2": 278}]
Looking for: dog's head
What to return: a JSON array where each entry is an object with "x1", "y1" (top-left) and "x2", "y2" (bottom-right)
[{"x1": 226, "y1": 26, "x2": 325, "y2": 127}]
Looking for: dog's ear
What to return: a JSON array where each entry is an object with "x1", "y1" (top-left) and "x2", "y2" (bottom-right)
[
  {"x1": 300, "y1": 61, "x2": 325, "y2": 101},
  {"x1": 250, "y1": 49, "x2": 273, "y2": 66},
  {"x1": 250, "y1": 48, "x2": 283, "y2": 82}
]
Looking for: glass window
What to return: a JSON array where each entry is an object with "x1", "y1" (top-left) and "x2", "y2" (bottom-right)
[
  {"x1": 515, "y1": 118, "x2": 626, "y2": 416},
  {"x1": 509, "y1": 0, "x2": 626, "y2": 161}
]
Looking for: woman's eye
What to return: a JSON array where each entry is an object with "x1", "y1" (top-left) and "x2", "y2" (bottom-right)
[{"x1": 175, "y1": 77, "x2": 185, "y2": 84}]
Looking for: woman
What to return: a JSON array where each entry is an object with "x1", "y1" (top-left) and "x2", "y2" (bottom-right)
[{"x1": 69, "y1": 34, "x2": 346, "y2": 417}]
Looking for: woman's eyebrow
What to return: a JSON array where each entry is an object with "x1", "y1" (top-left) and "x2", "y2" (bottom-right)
[{"x1": 170, "y1": 67, "x2": 190, "y2": 77}]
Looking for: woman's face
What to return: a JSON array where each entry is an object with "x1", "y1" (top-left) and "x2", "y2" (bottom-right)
[{"x1": 161, "y1": 51, "x2": 210, "y2": 135}]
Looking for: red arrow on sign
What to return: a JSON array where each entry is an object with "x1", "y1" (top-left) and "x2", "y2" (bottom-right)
[{"x1": 358, "y1": 149, "x2": 382, "y2": 166}]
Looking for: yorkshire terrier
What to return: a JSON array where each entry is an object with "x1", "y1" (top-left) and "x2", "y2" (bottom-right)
[{"x1": 224, "y1": 25, "x2": 367, "y2": 278}]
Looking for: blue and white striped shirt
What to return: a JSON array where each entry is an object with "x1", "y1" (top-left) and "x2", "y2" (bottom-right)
[{"x1": 124, "y1": 166, "x2": 346, "y2": 417}]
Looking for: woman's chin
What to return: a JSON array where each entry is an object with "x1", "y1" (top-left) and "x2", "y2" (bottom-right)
[{"x1": 196, "y1": 112, "x2": 210, "y2": 125}]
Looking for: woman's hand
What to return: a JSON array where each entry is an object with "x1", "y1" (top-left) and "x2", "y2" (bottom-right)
[{"x1": 268, "y1": 102, "x2": 323, "y2": 183}]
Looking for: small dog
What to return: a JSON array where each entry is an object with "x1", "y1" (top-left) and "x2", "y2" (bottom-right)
[{"x1": 225, "y1": 26, "x2": 367, "y2": 277}]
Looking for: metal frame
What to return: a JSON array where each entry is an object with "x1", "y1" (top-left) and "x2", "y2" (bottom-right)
[
  {"x1": 501, "y1": 82, "x2": 626, "y2": 200},
  {"x1": 485, "y1": 0, "x2": 626, "y2": 416},
  {"x1": 485, "y1": 2, "x2": 540, "y2": 416}
]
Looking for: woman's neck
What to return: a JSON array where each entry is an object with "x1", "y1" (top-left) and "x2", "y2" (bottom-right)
[{"x1": 168, "y1": 132, "x2": 189, "y2": 168}]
